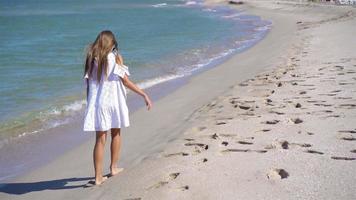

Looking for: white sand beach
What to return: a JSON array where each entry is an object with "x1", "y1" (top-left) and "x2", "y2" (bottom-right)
[{"x1": 1, "y1": 1, "x2": 355, "y2": 200}]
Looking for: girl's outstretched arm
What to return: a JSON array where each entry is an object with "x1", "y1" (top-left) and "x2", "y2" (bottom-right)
[
  {"x1": 121, "y1": 75, "x2": 153, "y2": 110},
  {"x1": 116, "y1": 54, "x2": 152, "y2": 110}
]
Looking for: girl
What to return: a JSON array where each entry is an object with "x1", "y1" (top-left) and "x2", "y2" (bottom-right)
[{"x1": 83, "y1": 30, "x2": 152, "y2": 185}]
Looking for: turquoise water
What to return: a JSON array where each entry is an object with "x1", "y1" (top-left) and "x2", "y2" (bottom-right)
[{"x1": 0, "y1": 0, "x2": 270, "y2": 142}]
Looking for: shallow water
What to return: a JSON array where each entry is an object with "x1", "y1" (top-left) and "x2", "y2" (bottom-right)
[{"x1": 0, "y1": 0, "x2": 270, "y2": 144}]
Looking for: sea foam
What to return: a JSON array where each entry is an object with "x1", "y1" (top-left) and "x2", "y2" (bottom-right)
[{"x1": 152, "y1": 3, "x2": 168, "y2": 8}]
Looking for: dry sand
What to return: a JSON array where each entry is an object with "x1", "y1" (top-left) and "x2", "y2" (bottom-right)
[{"x1": 1, "y1": 1, "x2": 355, "y2": 200}]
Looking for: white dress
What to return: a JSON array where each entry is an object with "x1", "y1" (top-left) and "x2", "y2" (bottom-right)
[{"x1": 83, "y1": 52, "x2": 130, "y2": 131}]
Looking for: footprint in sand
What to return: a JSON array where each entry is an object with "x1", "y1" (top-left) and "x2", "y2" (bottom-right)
[
  {"x1": 210, "y1": 133, "x2": 219, "y2": 140},
  {"x1": 290, "y1": 118, "x2": 303, "y2": 124},
  {"x1": 239, "y1": 82, "x2": 249, "y2": 87},
  {"x1": 334, "y1": 65, "x2": 344, "y2": 70},
  {"x1": 259, "y1": 128, "x2": 271, "y2": 132},
  {"x1": 267, "y1": 168, "x2": 289, "y2": 180},
  {"x1": 304, "y1": 150, "x2": 324, "y2": 155},
  {"x1": 219, "y1": 133, "x2": 238, "y2": 138},
  {"x1": 299, "y1": 91, "x2": 307, "y2": 95},
  {"x1": 314, "y1": 103, "x2": 333, "y2": 107},
  {"x1": 221, "y1": 149, "x2": 267, "y2": 153},
  {"x1": 330, "y1": 156, "x2": 355, "y2": 161},
  {"x1": 255, "y1": 150, "x2": 268, "y2": 153},
  {"x1": 334, "y1": 97, "x2": 353, "y2": 100},
  {"x1": 164, "y1": 152, "x2": 189, "y2": 157},
  {"x1": 324, "y1": 114, "x2": 341, "y2": 119},
  {"x1": 185, "y1": 142, "x2": 209, "y2": 150},
  {"x1": 216, "y1": 117, "x2": 234, "y2": 121},
  {"x1": 307, "y1": 132, "x2": 315, "y2": 135},
  {"x1": 338, "y1": 104, "x2": 356, "y2": 109},
  {"x1": 147, "y1": 172, "x2": 180, "y2": 190},
  {"x1": 294, "y1": 143, "x2": 312, "y2": 148},
  {"x1": 185, "y1": 142, "x2": 209, "y2": 154},
  {"x1": 148, "y1": 181, "x2": 169, "y2": 190},
  {"x1": 273, "y1": 140, "x2": 289, "y2": 149},
  {"x1": 299, "y1": 84, "x2": 315, "y2": 87},
  {"x1": 318, "y1": 110, "x2": 333, "y2": 114},
  {"x1": 262, "y1": 120, "x2": 280, "y2": 125},
  {"x1": 237, "y1": 141, "x2": 253, "y2": 145},
  {"x1": 346, "y1": 70, "x2": 356, "y2": 74},
  {"x1": 169, "y1": 172, "x2": 180, "y2": 180},
  {"x1": 339, "y1": 136, "x2": 356, "y2": 141},
  {"x1": 237, "y1": 105, "x2": 252, "y2": 110},
  {"x1": 339, "y1": 82, "x2": 354, "y2": 86},
  {"x1": 265, "y1": 140, "x2": 311, "y2": 150},
  {"x1": 269, "y1": 110, "x2": 285, "y2": 115},
  {"x1": 330, "y1": 90, "x2": 342, "y2": 93},
  {"x1": 221, "y1": 149, "x2": 249, "y2": 153},
  {"x1": 295, "y1": 103, "x2": 302, "y2": 108},
  {"x1": 221, "y1": 141, "x2": 229, "y2": 146},
  {"x1": 179, "y1": 185, "x2": 189, "y2": 191}
]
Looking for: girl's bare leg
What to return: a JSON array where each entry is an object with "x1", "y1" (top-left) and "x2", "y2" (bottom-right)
[
  {"x1": 110, "y1": 128, "x2": 124, "y2": 176},
  {"x1": 93, "y1": 131, "x2": 108, "y2": 185}
]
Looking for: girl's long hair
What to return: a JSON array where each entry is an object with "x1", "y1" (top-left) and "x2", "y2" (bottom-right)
[{"x1": 84, "y1": 30, "x2": 118, "y2": 82}]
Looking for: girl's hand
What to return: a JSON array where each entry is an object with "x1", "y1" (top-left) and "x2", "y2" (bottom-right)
[{"x1": 144, "y1": 94, "x2": 153, "y2": 110}]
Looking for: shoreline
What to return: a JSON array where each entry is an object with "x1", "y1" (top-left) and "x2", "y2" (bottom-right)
[
  {"x1": 0, "y1": 0, "x2": 270, "y2": 146},
  {"x1": 0, "y1": 1, "x2": 271, "y2": 182},
  {"x1": 1, "y1": 0, "x2": 355, "y2": 199},
  {"x1": 0, "y1": 0, "x2": 294, "y2": 193}
]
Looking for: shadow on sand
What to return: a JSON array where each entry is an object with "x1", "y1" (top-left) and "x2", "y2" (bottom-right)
[{"x1": 0, "y1": 177, "x2": 94, "y2": 195}]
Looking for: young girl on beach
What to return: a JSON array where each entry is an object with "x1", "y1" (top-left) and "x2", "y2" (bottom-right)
[{"x1": 83, "y1": 30, "x2": 152, "y2": 185}]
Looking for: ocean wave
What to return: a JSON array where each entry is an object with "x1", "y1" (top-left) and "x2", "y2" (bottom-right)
[
  {"x1": 62, "y1": 100, "x2": 86, "y2": 112},
  {"x1": 254, "y1": 23, "x2": 273, "y2": 31},
  {"x1": 0, "y1": 99, "x2": 87, "y2": 145},
  {"x1": 137, "y1": 74, "x2": 184, "y2": 89},
  {"x1": 152, "y1": 3, "x2": 168, "y2": 8},
  {"x1": 221, "y1": 13, "x2": 242, "y2": 19},
  {"x1": 202, "y1": 8, "x2": 217, "y2": 12},
  {"x1": 44, "y1": 100, "x2": 86, "y2": 117},
  {"x1": 185, "y1": 1, "x2": 200, "y2": 6}
]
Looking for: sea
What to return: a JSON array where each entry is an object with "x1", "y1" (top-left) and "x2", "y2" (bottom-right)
[{"x1": 0, "y1": 0, "x2": 271, "y2": 173}]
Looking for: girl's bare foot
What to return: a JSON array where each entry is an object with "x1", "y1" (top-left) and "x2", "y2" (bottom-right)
[
  {"x1": 110, "y1": 167, "x2": 124, "y2": 177},
  {"x1": 95, "y1": 176, "x2": 108, "y2": 185}
]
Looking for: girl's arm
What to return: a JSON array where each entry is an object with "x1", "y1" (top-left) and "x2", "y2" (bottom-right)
[
  {"x1": 121, "y1": 75, "x2": 152, "y2": 110},
  {"x1": 115, "y1": 54, "x2": 152, "y2": 110}
]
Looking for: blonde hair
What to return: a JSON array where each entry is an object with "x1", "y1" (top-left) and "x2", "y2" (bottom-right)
[{"x1": 84, "y1": 30, "x2": 118, "y2": 82}]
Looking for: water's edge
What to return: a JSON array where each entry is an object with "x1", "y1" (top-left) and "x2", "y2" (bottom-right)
[{"x1": 0, "y1": 3, "x2": 271, "y2": 182}]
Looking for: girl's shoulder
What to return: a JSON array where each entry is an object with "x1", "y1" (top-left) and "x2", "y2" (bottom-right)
[
  {"x1": 107, "y1": 52, "x2": 116, "y2": 60},
  {"x1": 107, "y1": 51, "x2": 123, "y2": 63}
]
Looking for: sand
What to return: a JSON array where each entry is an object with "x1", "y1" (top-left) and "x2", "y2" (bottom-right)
[{"x1": 1, "y1": 1, "x2": 355, "y2": 200}]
